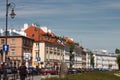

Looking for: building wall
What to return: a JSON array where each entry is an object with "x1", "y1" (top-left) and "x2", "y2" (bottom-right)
[
  {"x1": 64, "y1": 45, "x2": 83, "y2": 68},
  {"x1": 0, "y1": 36, "x2": 33, "y2": 67},
  {"x1": 32, "y1": 41, "x2": 64, "y2": 68},
  {"x1": 85, "y1": 49, "x2": 118, "y2": 70},
  {"x1": 44, "y1": 42, "x2": 64, "y2": 68},
  {"x1": 94, "y1": 54, "x2": 118, "y2": 70},
  {"x1": 0, "y1": 37, "x2": 22, "y2": 64},
  {"x1": 86, "y1": 53, "x2": 91, "y2": 68},
  {"x1": 39, "y1": 42, "x2": 45, "y2": 68}
]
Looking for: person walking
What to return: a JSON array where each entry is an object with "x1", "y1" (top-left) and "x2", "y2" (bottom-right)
[{"x1": 18, "y1": 62, "x2": 27, "y2": 80}]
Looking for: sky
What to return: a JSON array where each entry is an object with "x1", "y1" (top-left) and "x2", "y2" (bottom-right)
[{"x1": 0, "y1": 0, "x2": 120, "y2": 53}]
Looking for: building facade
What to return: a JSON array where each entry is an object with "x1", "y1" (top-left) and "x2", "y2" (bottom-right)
[
  {"x1": 0, "y1": 24, "x2": 119, "y2": 70},
  {"x1": 24, "y1": 24, "x2": 65, "y2": 68},
  {"x1": 0, "y1": 34, "x2": 33, "y2": 67},
  {"x1": 86, "y1": 49, "x2": 118, "y2": 70}
]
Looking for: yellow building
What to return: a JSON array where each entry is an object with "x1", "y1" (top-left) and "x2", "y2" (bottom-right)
[{"x1": 24, "y1": 25, "x2": 65, "y2": 68}]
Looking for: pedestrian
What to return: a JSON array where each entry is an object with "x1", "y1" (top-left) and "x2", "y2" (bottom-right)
[
  {"x1": 0, "y1": 64, "x2": 2, "y2": 80},
  {"x1": 18, "y1": 62, "x2": 27, "y2": 80}
]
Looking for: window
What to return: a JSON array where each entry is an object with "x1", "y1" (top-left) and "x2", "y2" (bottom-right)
[
  {"x1": 30, "y1": 41, "x2": 33, "y2": 46},
  {"x1": 35, "y1": 50, "x2": 39, "y2": 58},
  {"x1": 23, "y1": 39, "x2": 26, "y2": 45},
  {"x1": 11, "y1": 39, "x2": 15, "y2": 44},
  {"x1": 11, "y1": 49, "x2": 15, "y2": 56},
  {"x1": 31, "y1": 34, "x2": 34, "y2": 38},
  {"x1": 1, "y1": 39, "x2": 5, "y2": 44},
  {"x1": 45, "y1": 35, "x2": 51, "y2": 40},
  {"x1": 36, "y1": 43, "x2": 39, "y2": 48}
]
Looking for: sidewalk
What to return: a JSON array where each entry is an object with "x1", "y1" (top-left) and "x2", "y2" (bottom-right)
[
  {"x1": 0, "y1": 74, "x2": 59, "y2": 80},
  {"x1": 25, "y1": 75, "x2": 59, "y2": 80}
]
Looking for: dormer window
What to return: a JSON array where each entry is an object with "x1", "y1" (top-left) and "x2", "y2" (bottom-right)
[
  {"x1": 45, "y1": 35, "x2": 51, "y2": 40},
  {"x1": 31, "y1": 34, "x2": 34, "y2": 38}
]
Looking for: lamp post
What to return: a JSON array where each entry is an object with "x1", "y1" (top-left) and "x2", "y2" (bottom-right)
[
  {"x1": 4, "y1": 0, "x2": 16, "y2": 62},
  {"x1": 3, "y1": 0, "x2": 16, "y2": 80}
]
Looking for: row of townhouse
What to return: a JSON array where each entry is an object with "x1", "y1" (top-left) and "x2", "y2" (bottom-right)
[
  {"x1": 86, "y1": 49, "x2": 118, "y2": 70},
  {"x1": 0, "y1": 23, "x2": 119, "y2": 70}
]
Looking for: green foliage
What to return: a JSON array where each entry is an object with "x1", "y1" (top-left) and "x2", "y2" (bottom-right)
[
  {"x1": 115, "y1": 48, "x2": 120, "y2": 54},
  {"x1": 116, "y1": 48, "x2": 120, "y2": 70},
  {"x1": 67, "y1": 41, "x2": 75, "y2": 68},
  {"x1": 67, "y1": 41, "x2": 75, "y2": 54},
  {"x1": 90, "y1": 51, "x2": 94, "y2": 68},
  {"x1": 117, "y1": 55, "x2": 120, "y2": 70}
]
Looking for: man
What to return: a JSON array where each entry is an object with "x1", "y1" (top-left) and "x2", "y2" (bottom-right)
[{"x1": 18, "y1": 62, "x2": 27, "y2": 80}]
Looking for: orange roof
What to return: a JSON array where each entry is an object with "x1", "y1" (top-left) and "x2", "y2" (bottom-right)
[
  {"x1": 24, "y1": 25, "x2": 75, "y2": 47},
  {"x1": 24, "y1": 25, "x2": 59, "y2": 44},
  {"x1": 24, "y1": 25, "x2": 45, "y2": 41}
]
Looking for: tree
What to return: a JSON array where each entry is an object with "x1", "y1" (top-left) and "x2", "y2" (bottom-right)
[
  {"x1": 67, "y1": 41, "x2": 75, "y2": 68},
  {"x1": 115, "y1": 48, "x2": 120, "y2": 54},
  {"x1": 116, "y1": 55, "x2": 120, "y2": 70},
  {"x1": 90, "y1": 51, "x2": 94, "y2": 68},
  {"x1": 115, "y1": 48, "x2": 120, "y2": 70}
]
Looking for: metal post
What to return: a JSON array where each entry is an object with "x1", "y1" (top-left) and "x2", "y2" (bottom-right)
[
  {"x1": 3, "y1": 0, "x2": 16, "y2": 80},
  {"x1": 5, "y1": 0, "x2": 8, "y2": 48},
  {"x1": 3, "y1": 0, "x2": 9, "y2": 80}
]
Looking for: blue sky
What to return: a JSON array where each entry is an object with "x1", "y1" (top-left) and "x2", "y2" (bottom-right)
[{"x1": 0, "y1": 0, "x2": 120, "y2": 52}]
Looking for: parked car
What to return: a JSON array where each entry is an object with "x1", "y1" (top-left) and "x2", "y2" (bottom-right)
[
  {"x1": 28, "y1": 67, "x2": 39, "y2": 75},
  {"x1": 40, "y1": 67, "x2": 58, "y2": 75},
  {"x1": 11, "y1": 67, "x2": 18, "y2": 74},
  {"x1": 6, "y1": 67, "x2": 12, "y2": 74},
  {"x1": 68, "y1": 68, "x2": 77, "y2": 74},
  {"x1": 0, "y1": 67, "x2": 12, "y2": 74},
  {"x1": 85, "y1": 68, "x2": 93, "y2": 72},
  {"x1": 76, "y1": 68, "x2": 82, "y2": 73}
]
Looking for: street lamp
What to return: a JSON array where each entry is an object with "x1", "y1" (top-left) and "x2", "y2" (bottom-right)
[
  {"x1": 4, "y1": 0, "x2": 16, "y2": 62},
  {"x1": 3, "y1": 0, "x2": 16, "y2": 80}
]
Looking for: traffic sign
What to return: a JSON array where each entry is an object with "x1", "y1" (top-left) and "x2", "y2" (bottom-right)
[
  {"x1": 24, "y1": 53, "x2": 31, "y2": 60},
  {"x1": 36, "y1": 57, "x2": 41, "y2": 62},
  {"x1": 2, "y1": 45, "x2": 9, "y2": 52}
]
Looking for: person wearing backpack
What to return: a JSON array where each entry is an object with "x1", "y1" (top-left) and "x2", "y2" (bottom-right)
[{"x1": 18, "y1": 62, "x2": 27, "y2": 80}]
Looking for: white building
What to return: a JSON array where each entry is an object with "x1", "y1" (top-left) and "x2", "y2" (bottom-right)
[
  {"x1": 64, "y1": 42, "x2": 83, "y2": 68},
  {"x1": 86, "y1": 49, "x2": 118, "y2": 70}
]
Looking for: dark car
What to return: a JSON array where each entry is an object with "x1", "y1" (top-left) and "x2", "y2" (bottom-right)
[
  {"x1": 68, "y1": 68, "x2": 77, "y2": 74},
  {"x1": 6, "y1": 67, "x2": 12, "y2": 74},
  {"x1": 11, "y1": 67, "x2": 18, "y2": 74},
  {"x1": 0, "y1": 66, "x2": 18, "y2": 74},
  {"x1": 0, "y1": 67, "x2": 12, "y2": 74},
  {"x1": 76, "y1": 68, "x2": 82, "y2": 73},
  {"x1": 28, "y1": 67, "x2": 39, "y2": 75}
]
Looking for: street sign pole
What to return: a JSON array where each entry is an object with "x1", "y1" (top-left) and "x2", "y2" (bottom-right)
[
  {"x1": 2, "y1": 45, "x2": 9, "y2": 62},
  {"x1": 36, "y1": 57, "x2": 41, "y2": 67}
]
